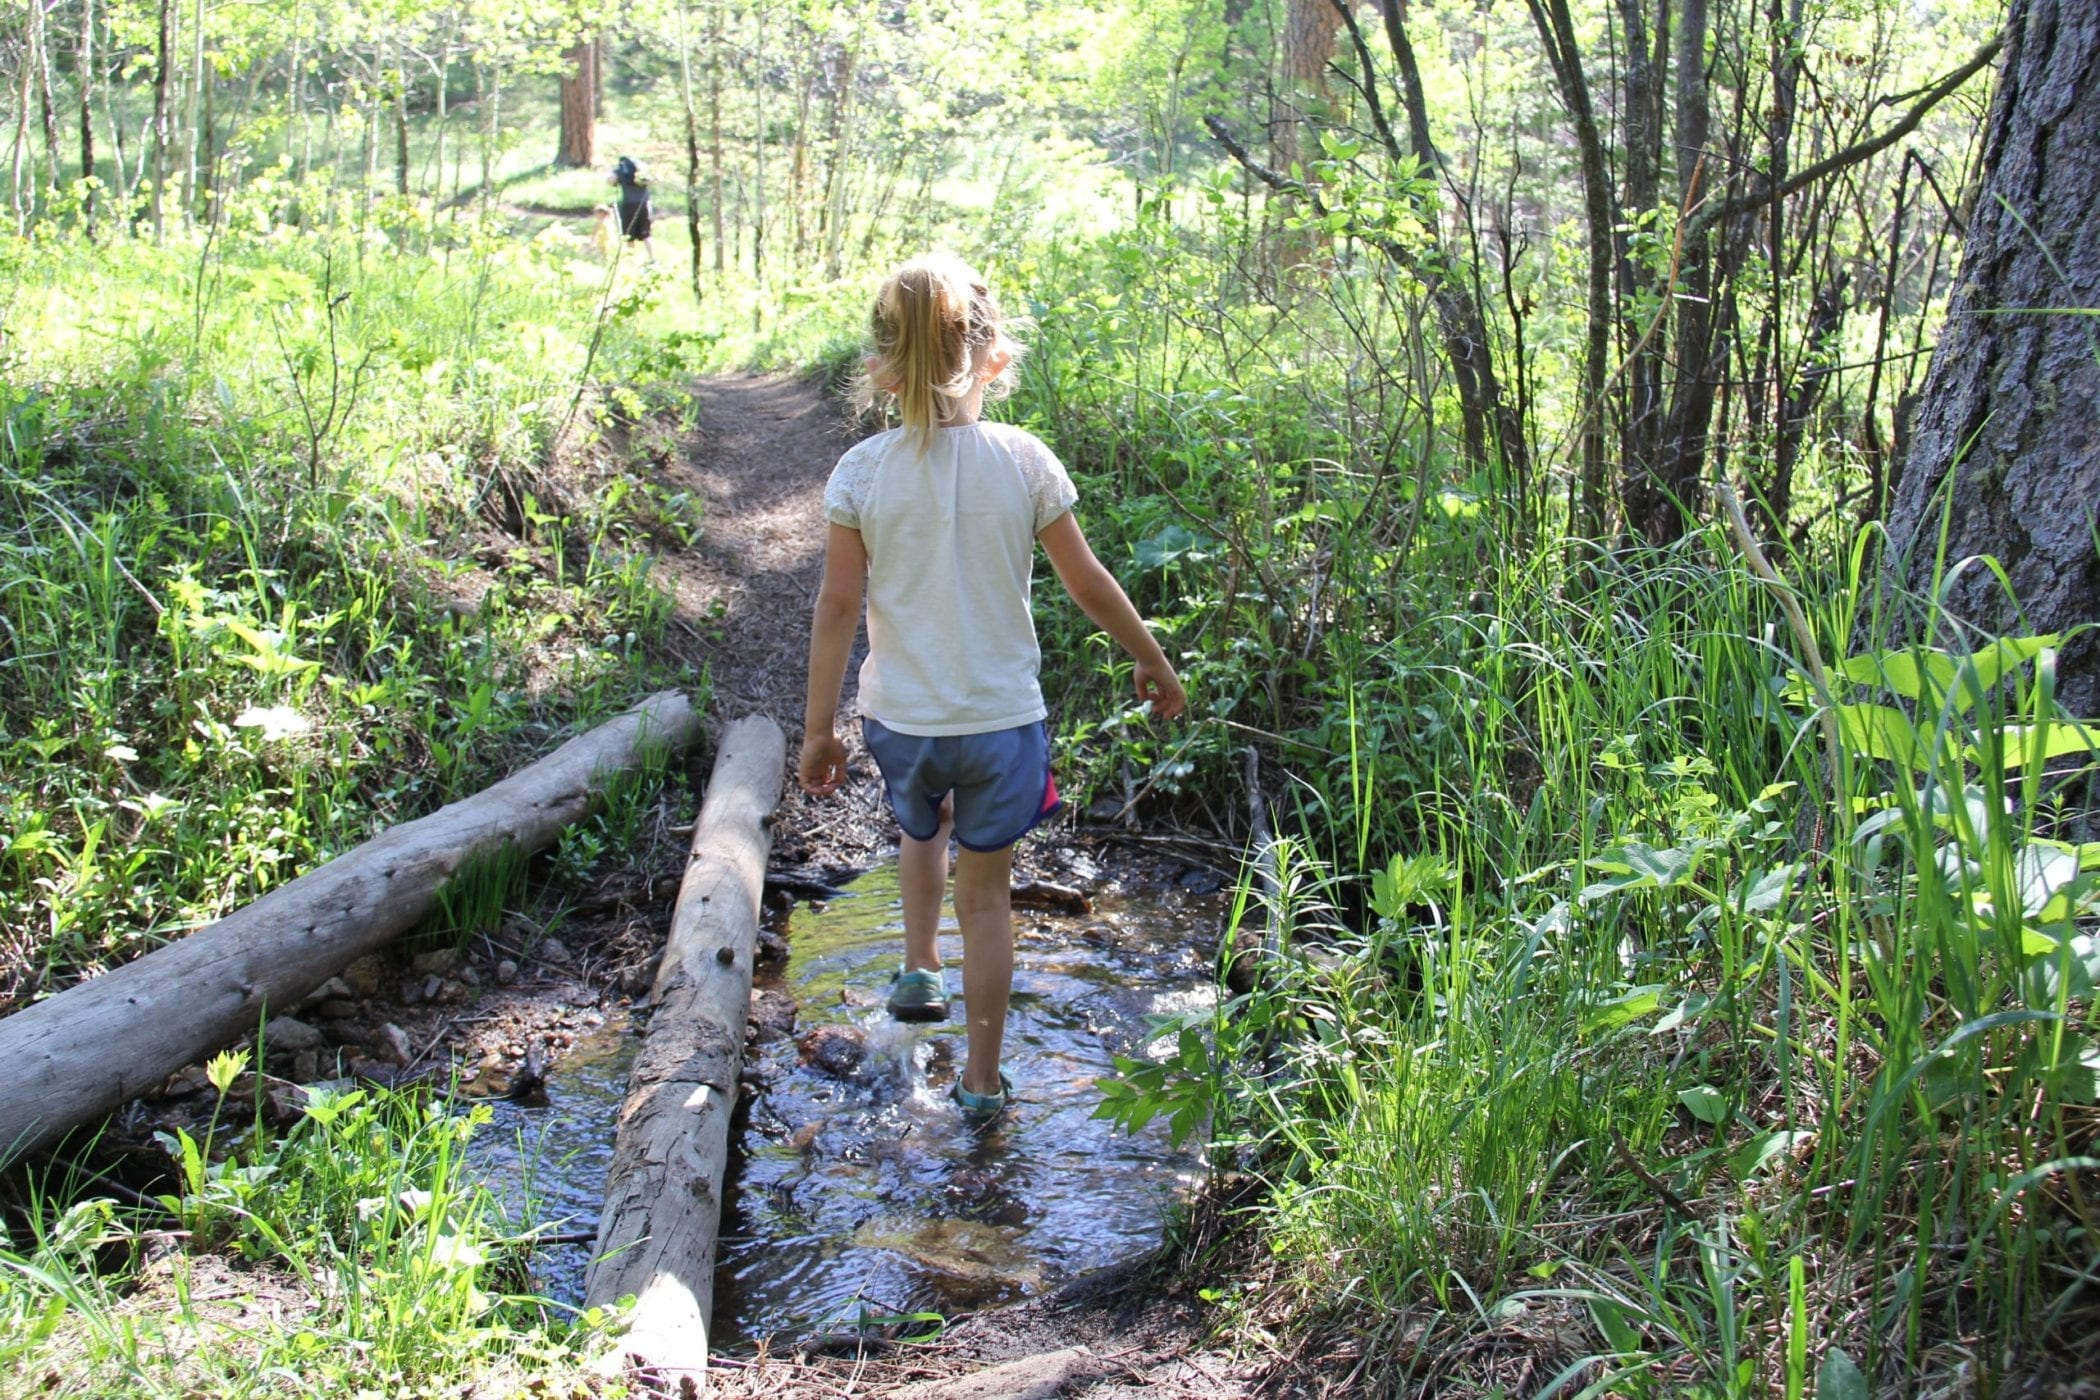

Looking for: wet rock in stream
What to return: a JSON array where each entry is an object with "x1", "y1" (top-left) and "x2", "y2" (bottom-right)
[{"x1": 797, "y1": 1025, "x2": 868, "y2": 1078}]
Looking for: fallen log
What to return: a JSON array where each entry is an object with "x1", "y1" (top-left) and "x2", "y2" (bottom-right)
[
  {"x1": 0, "y1": 691, "x2": 702, "y2": 1161},
  {"x1": 884, "y1": 1346, "x2": 1107, "y2": 1400},
  {"x1": 585, "y1": 714, "x2": 786, "y2": 1395}
]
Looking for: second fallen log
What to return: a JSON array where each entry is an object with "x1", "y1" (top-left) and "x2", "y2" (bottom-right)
[{"x1": 585, "y1": 713, "x2": 786, "y2": 1393}]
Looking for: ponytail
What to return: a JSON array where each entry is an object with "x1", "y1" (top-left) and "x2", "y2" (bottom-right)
[{"x1": 857, "y1": 254, "x2": 1021, "y2": 444}]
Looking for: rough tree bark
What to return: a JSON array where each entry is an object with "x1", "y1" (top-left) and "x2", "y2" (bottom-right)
[
  {"x1": 585, "y1": 715, "x2": 786, "y2": 1391},
  {"x1": 1883, "y1": 0, "x2": 2100, "y2": 720},
  {"x1": 80, "y1": 0, "x2": 97, "y2": 228},
  {"x1": 0, "y1": 693, "x2": 702, "y2": 1160},
  {"x1": 556, "y1": 38, "x2": 597, "y2": 168}
]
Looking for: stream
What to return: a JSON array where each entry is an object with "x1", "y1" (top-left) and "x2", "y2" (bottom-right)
[{"x1": 468, "y1": 861, "x2": 1220, "y2": 1345}]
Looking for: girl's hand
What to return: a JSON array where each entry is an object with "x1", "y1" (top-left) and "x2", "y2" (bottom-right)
[
  {"x1": 1134, "y1": 660, "x2": 1187, "y2": 721},
  {"x1": 799, "y1": 731, "x2": 849, "y2": 797}
]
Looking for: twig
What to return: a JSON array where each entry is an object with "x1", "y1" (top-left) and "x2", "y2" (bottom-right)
[{"x1": 1610, "y1": 1129, "x2": 1694, "y2": 1218}]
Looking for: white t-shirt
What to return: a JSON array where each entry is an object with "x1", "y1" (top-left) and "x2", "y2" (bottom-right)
[{"x1": 824, "y1": 421, "x2": 1079, "y2": 736}]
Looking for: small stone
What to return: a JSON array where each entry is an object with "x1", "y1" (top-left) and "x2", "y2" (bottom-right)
[
  {"x1": 262, "y1": 1016, "x2": 327, "y2": 1054},
  {"x1": 1177, "y1": 866, "x2": 1226, "y2": 895},
  {"x1": 411, "y1": 948, "x2": 462, "y2": 977},
  {"x1": 292, "y1": 1050, "x2": 321, "y2": 1083},
  {"x1": 457, "y1": 966, "x2": 481, "y2": 988},
  {"x1": 316, "y1": 998, "x2": 359, "y2": 1021},
  {"x1": 749, "y1": 988, "x2": 797, "y2": 1043},
  {"x1": 303, "y1": 976, "x2": 354, "y2": 1006},
  {"x1": 436, "y1": 978, "x2": 468, "y2": 1004},
  {"x1": 539, "y1": 937, "x2": 572, "y2": 966},
  {"x1": 163, "y1": 1066, "x2": 211, "y2": 1097},
  {"x1": 342, "y1": 955, "x2": 386, "y2": 997},
  {"x1": 399, "y1": 978, "x2": 425, "y2": 1006},
  {"x1": 421, "y1": 974, "x2": 444, "y2": 1003},
  {"x1": 374, "y1": 1023, "x2": 414, "y2": 1066},
  {"x1": 495, "y1": 959, "x2": 519, "y2": 985}
]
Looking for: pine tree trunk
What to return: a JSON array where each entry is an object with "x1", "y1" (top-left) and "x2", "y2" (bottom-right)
[
  {"x1": 555, "y1": 38, "x2": 596, "y2": 168},
  {"x1": 1884, "y1": 0, "x2": 2100, "y2": 718}
]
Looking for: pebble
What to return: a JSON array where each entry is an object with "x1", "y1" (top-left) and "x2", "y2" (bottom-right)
[
  {"x1": 411, "y1": 948, "x2": 463, "y2": 977},
  {"x1": 315, "y1": 998, "x2": 359, "y2": 1021},
  {"x1": 292, "y1": 1049, "x2": 321, "y2": 1083},
  {"x1": 457, "y1": 966, "x2": 481, "y2": 988},
  {"x1": 374, "y1": 1023, "x2": 414, "y2": 1065},
  {"x1": 539, "y1": 937, "x2": 572, "y2": 966},
  {"x1": 436, "y1": 978, "x2": 468, "y2": 1004},
  {"x1": 304, "y1": 976, "x2": 355, "y2": 1006},
  {"x1": 342, "y1": 955, "x2": 386, "y2": 997},
  {"x1": 399, "y1": 978, "x2": 426, "y2": 1006},
  {"x1": 495, "y1": 959, "x2": 519, "y2": 985},
  {"x1": 263, "y1": 1016, "x2": 328, "y2": 1054},
  {"x1": 421, "y1": 974, "x2": 444, "y2": 1003}
]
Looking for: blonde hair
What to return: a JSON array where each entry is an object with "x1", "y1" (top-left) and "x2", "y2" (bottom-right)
[{"x1": 855, "y1": 254, "x2": 1022, "y2": 441}]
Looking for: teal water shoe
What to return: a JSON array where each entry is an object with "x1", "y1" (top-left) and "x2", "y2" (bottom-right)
[{"x1": 886, "y1": 967, "x2": 949, "y2": 1022}]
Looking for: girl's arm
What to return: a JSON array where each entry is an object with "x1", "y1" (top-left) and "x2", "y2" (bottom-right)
[
  {"x1": 1038, "y1": 511, "x2": 1186, "y2": 720},
  {"x1": 800, "y1": 524, "x2": 869, "y2": 794}
]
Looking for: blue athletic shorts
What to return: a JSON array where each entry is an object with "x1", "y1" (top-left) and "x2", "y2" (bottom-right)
[{"x1": 861, "y1": 717, "x2": 1060, "y2": 852}]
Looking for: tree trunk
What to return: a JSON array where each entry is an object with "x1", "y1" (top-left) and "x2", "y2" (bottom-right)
[
  {"x1": 1883, "y1": 0, "x2": 2100, "y2": 719},
  {"x1": 28, "y1": 0, "x2": 61, "y2": 199},
  {"x1": 556, "y1": 38, "x2": 596, "y2": 168},
  {"x1": 821, "y1": 20, "x2": 862, "y2": 282},
  {"x1": 150, "y1": 0, "x2": 172, "y2": 238},
  {"x1": 79, "y1": 0, "x2": 98, "y2": 227},
  {"x1": 181, "y1": 0, "x2": 203, "y2": 219},
  {"x1": 585, "y1": 715, "x2": 786, "y2": 1387},
  {"x1": 677, "y1": 2, "x2": 704, "y2": 301},
  {"x1": 1528, "y1": 0, "x2": 1617, "y2": 538},
  {"x1": 1650, "y1": 0, "x2": 1715, "y2": 544},
  {"x1": 0, "y1": 693, "x2": 704, "y2": 1160},
  {"x1": 708, "y1": 0, "x2": 725, "y2": 275},
  {"x1": 394, "y1": 63, "x2": 410, "y2": 194}
]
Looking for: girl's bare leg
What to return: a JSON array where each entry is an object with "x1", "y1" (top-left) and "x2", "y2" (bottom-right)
[
  {"x1": 897, "y1": 797, "x2": 954, "y2": 974},
  {"x1": 952, "y1": 844, "x2": 1015, "y2": 1097}
]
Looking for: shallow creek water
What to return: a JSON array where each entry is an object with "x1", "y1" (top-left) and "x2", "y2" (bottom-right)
[{"x1": 469, "y1": 865, "x2": 1217, "y2": 1344}]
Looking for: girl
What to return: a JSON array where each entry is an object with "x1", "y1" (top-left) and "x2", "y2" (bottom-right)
[{"x1": 799, "y1": 253, "x2": 1186, "y2": 1121}]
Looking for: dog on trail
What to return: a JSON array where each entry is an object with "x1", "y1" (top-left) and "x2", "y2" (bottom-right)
[{"x1": 588, "y1": 205, "x2": 620, "y2": 260}]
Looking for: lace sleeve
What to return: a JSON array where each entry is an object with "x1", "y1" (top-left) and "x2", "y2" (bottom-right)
[
  {"x1": 1021, "y1": 434, "x2": 1079, "y2": 532},
  {"x1": 824, "y1": 445, "x2": 871, "y2": 529}
]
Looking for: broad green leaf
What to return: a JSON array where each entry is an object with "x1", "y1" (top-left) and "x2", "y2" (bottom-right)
[
  {"x1": 1678, "y1": 1085, "x2": 1728, "y2": 1125},
  {"x1": 1956, "y1": 635, "x2": 2059, "y2": 705},
  {"x1": 1834, "y1": 704, "x2": 1938, "y2": 771},
  {"x1": 1971, "y1": 719, "x2": 2100, "y2": 771},
  {"x1": 1581, "y1": 985, "x2": 1666, "y2": 1034},
  {"x1": 1832, "y1": 648, "x2": 1956, "y2": 704},
  {"x1": 1730, "y1": 1129, "x2": 1815, "y2": 1179},
  {"x1": 1816, "y1": 1346, "x2": 1869, "y2": 1400}
]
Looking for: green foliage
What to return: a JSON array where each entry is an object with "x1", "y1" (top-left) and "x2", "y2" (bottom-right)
[
  {"x1": 0, "y1": 218, "x2": 698, "y2": 1000},
  {"x1": 2, "y1": 1077, "x2": 613, "y2": 1396}
]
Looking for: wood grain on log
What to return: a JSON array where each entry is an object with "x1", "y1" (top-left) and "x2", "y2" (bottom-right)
[
  {"x1": 585, "y1": 714, "x2": 786, "y2": 1391},
  {"x1": 0, "y1": 691, "x2": 702, "y2": 1161}
]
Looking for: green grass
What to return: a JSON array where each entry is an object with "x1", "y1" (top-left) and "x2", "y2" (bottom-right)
[{"x1": 0, "y1": 1064, "x2": 615, "y2": 1397}]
